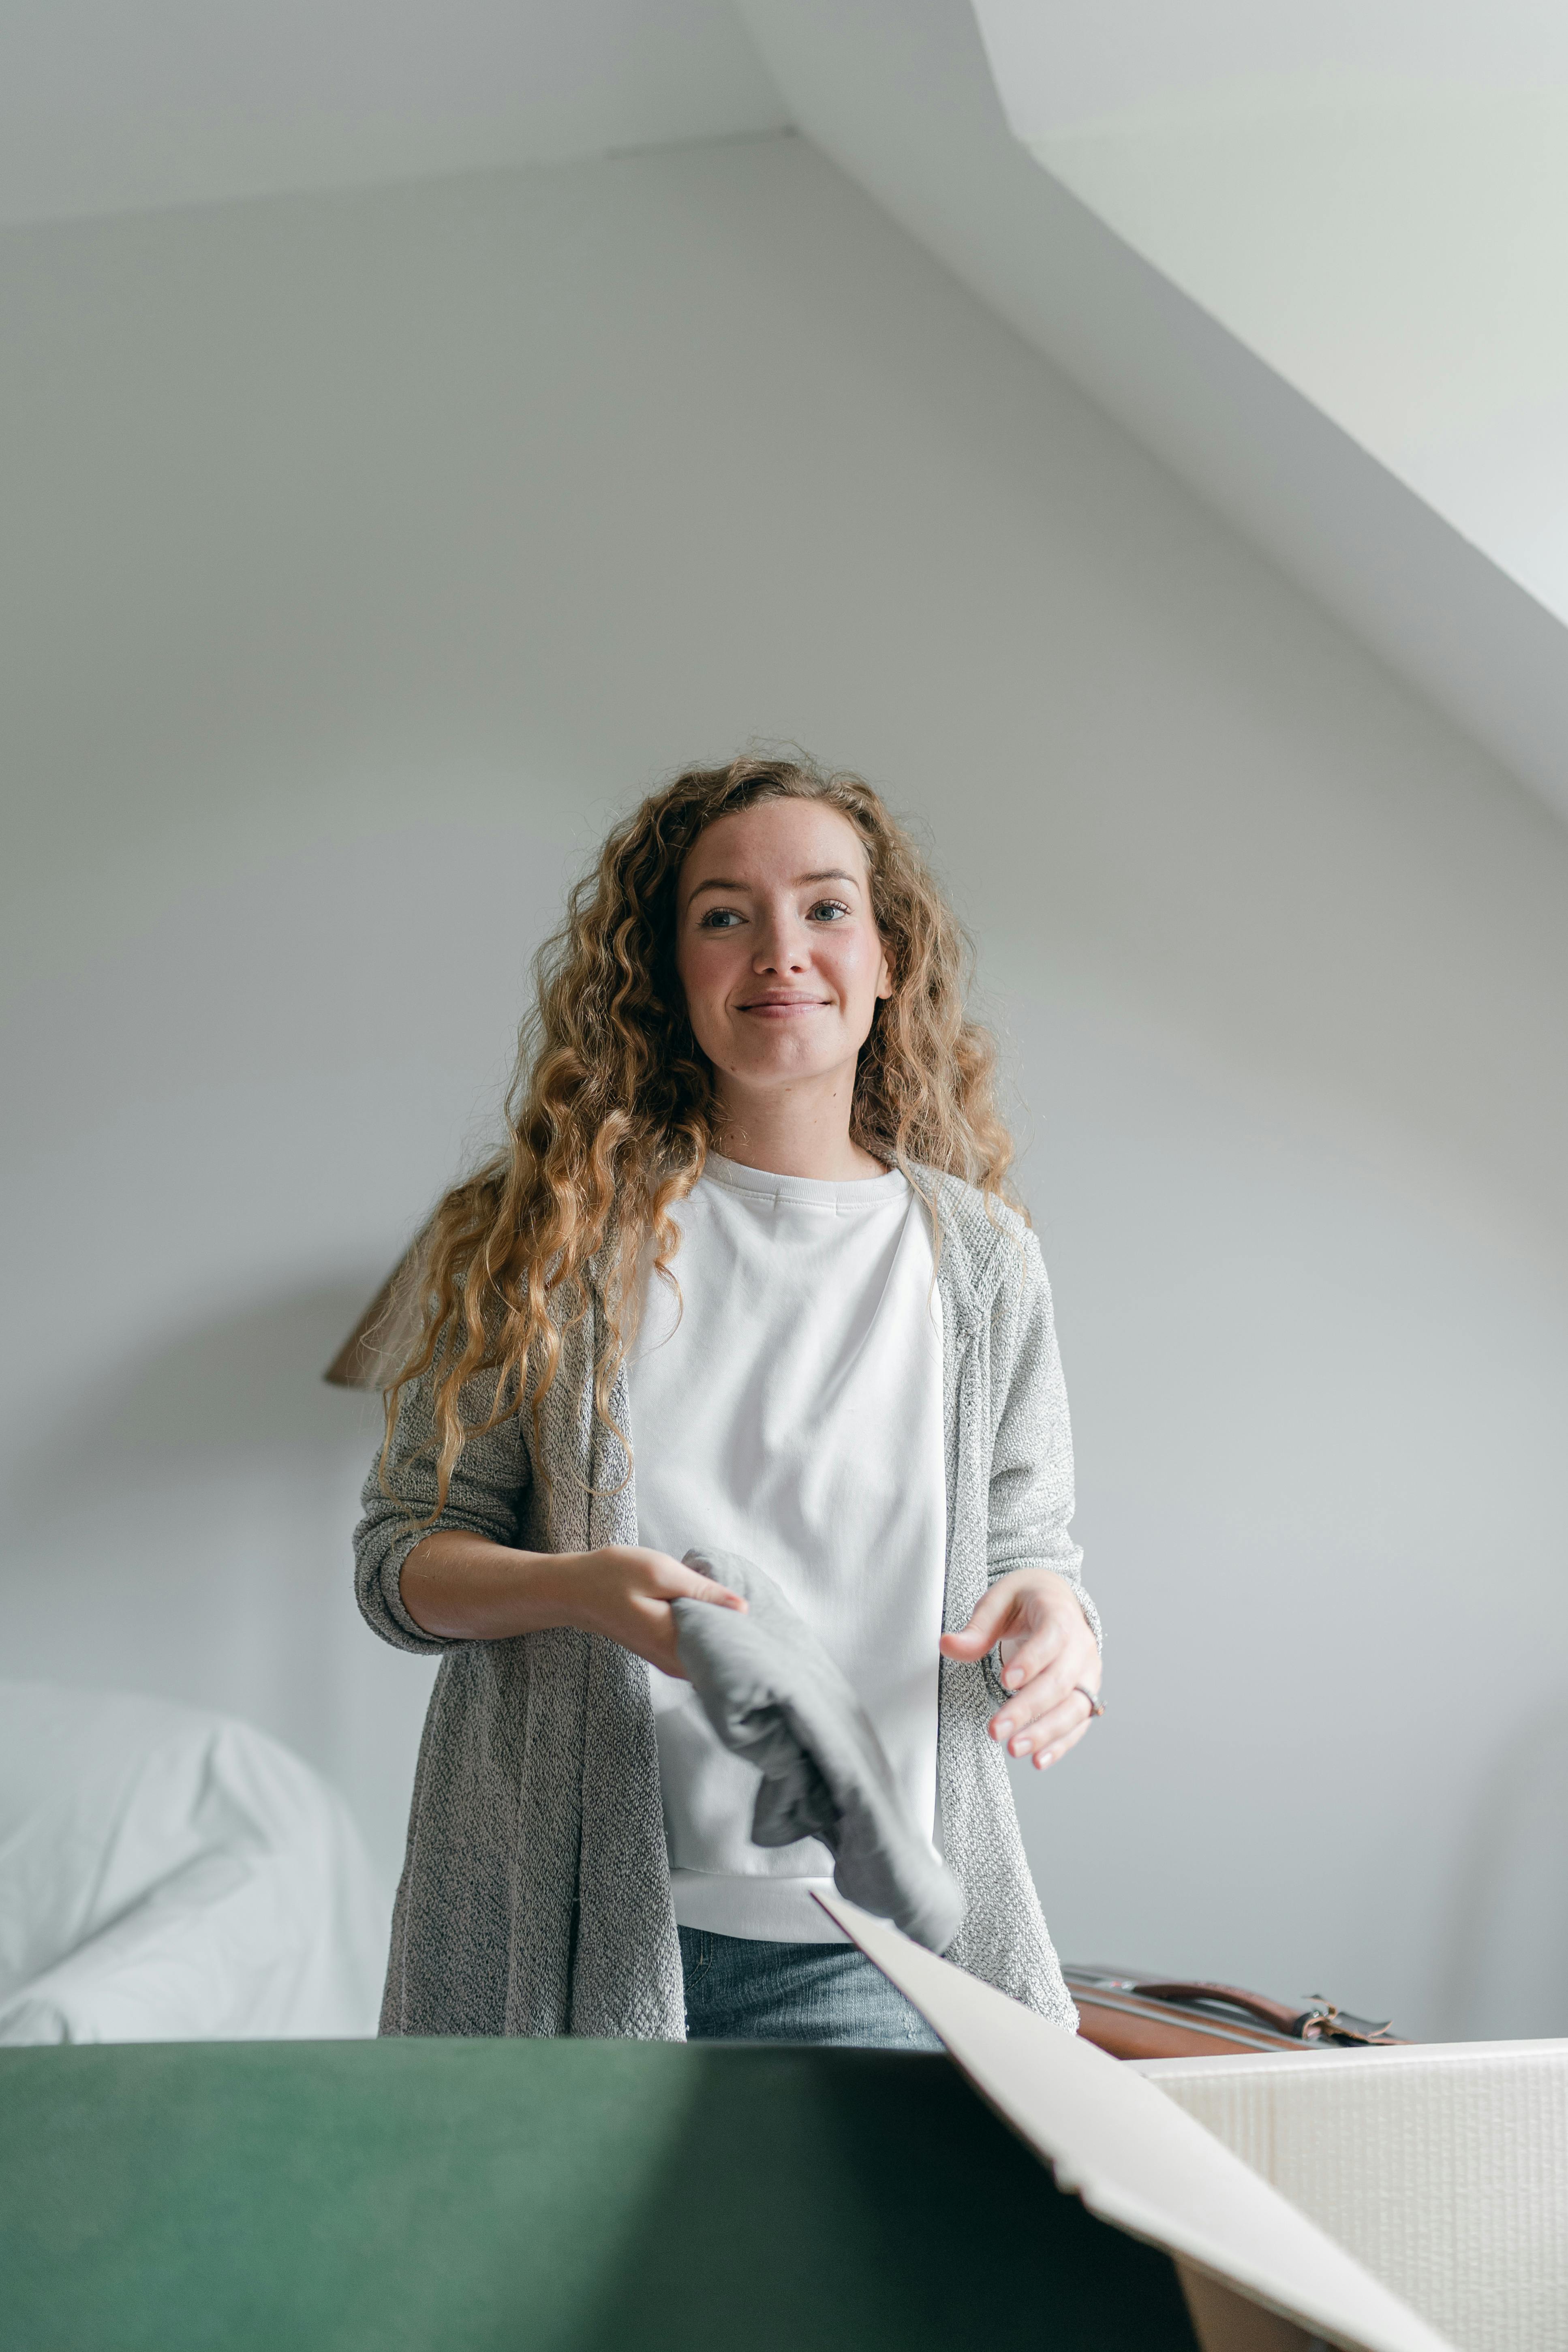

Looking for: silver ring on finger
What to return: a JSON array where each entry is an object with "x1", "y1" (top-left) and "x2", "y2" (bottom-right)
[{"x1": 1074, "y1": 1684, "x2": 1105, "y2": 1719}]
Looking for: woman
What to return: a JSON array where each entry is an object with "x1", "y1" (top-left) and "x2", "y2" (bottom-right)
[{"x1": 355, "y1": 751, "x2": 1102, "y2": 2047}]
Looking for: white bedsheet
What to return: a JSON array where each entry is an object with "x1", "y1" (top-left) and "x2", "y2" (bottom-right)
[{"x1": 0, "y1": 1682, "x2": 389, "y2": 2043}]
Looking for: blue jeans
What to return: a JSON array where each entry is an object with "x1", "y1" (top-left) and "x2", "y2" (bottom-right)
[{"x1": 678, "y1": 1926, "x2": 945, "y2": 2051}]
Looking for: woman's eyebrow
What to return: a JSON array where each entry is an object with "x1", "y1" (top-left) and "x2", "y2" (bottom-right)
[{"x1": 686, "y1": 867, "x2": 860, "y2": 901}]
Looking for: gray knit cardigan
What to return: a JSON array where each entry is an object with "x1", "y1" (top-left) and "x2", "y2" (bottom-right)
[{"x1": 353, "y1": 1176, "x2": 1100, "y2": 2040}]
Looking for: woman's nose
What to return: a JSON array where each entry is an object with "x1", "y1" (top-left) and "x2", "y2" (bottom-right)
[{"x1": 753, "y1": 913, "x2": 809, "y2": 971}]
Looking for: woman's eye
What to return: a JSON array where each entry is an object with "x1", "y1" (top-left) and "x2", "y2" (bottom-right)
[
  {"x1": 808, "y1": 899, "x2": 851, "y2": 922},
  {"x1": 698, "y1": 907, "x2": 744, "y2": 929}
]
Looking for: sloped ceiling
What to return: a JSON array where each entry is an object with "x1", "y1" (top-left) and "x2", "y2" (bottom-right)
[
  {"x1": 975, "y1": 0, "x2": 1568, "y2": 628},
  {"x1": 736, "y1": 0, "x2": 1568, "y2": 830},
  {"x1": 4, "y1": 0, "x2": 1567, "y2": 829}
]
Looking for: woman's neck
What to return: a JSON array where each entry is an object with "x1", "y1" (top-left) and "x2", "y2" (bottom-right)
[{"x1": 711, "y1": 1081, "x2": 887, "y2": 1182}]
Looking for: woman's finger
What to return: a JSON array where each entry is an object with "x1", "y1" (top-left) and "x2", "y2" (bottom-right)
[
  {"x1": 673, "y1": 1570, "x2": 747, "y2": 1610},
  {"x1": 1031, "y1": 1716, "x2": 1094, "y2": 1770},
  {"x1": 996, "y1": 1618, "x2": 1074, "y2": 1692},
  {"x1": 992, "y1": 1646, "x2": 1097, "y2": 1731},
  {"x1": 999, "y1": 1693, "x2": 1099, "y2": 1766},
  {"x1": 992, "y1": 1675, "x2": 1100, "y2": 1754},
  {"x1": 1005, "y1": 1693, "x2": 1095, "y2": 1759},
  {"x1": 938, "y1": 1579, "x2": 1018, "y2": 1660}
]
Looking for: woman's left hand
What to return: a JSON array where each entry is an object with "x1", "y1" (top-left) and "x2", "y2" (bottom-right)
[{"x1": 939, "y1": 1569, "x2": 1102, "y2": 1770}]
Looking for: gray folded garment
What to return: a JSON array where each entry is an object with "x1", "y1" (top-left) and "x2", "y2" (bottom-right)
[{"x1": 671, "y1": 1546, "x2": 965, "y2": 1954}]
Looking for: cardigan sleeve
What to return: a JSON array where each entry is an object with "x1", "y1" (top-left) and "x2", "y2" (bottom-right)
[
  {"x1": 984, "y1": 1229, "x2": 1102, "y2": 1652},
  {"x1": 352, "y1": 1365, "x2": 533, "y2": 1655}
]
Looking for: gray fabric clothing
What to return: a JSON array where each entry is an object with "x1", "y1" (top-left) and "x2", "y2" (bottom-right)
[
  {"x1": 353, "y1": 1173, "x2": 1098, "y2": 2039},
  {"x1": 673, "y1": 1547, "x2": 966, "y2": 1954}
]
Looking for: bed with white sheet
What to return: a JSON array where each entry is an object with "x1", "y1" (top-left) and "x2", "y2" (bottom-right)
[{"x1": 0, "y1": 1682, "x2": 387, "y2": 2043}]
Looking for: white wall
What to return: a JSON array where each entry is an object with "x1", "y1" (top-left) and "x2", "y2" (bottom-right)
[{"x1": 4, "y1": 132, "x2": 1566, "y2": 2038}]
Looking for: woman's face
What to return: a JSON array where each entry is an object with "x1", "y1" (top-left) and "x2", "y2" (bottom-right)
[{"x1": 674, "y1": 798, "x2": 892, "y2": 1104}]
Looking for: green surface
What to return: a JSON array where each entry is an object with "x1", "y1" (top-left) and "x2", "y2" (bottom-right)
[{"x1": 1, "y1": 2038, "x2": 1198, "y2": 2352}]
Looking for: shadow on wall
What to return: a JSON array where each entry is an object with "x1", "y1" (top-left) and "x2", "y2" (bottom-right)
[
  {"x1": 2, "y1": 1275, "x2": 436, "y2": 1887},
  {"x1": 1434, "y1": 1699, "x2": 1568, "y2": 2040}
]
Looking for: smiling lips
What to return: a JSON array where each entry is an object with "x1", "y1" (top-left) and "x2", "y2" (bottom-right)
[{"x1": 736, "y1": 992, "x2": 832, "y2": 1016}]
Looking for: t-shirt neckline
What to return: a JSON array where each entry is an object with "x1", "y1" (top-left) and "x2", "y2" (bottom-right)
[{"x1": 701, "y1": 1149, "x2": 909, "y2": 1210}]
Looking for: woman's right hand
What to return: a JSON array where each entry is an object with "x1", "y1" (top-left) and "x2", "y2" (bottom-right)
[
  {"x1": 560, "y1": 1545, "x2": 746, "y2": 1678},
  {"x1": 400, "y1": 1529, "x2": 746, "y2": 1659}
]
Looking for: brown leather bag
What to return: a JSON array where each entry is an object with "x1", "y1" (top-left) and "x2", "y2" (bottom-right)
[{"x1": 1064, "y1": 1965, "x2": 1404, "y2": 2061}]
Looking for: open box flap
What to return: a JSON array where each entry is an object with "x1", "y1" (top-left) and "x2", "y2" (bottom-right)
[{"x1": 816, "y1": 1893, "x2": 1456, "y2": 2352}]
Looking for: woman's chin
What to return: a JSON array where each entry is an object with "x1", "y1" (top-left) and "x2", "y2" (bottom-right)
[{"x1": 722, "y1": 1051, "x2": 856, "y2": 1093}]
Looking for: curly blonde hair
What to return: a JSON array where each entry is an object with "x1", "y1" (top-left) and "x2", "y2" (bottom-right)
[{"x1": 386, "y1": 751, "x2": 1017, "y2": 1512}]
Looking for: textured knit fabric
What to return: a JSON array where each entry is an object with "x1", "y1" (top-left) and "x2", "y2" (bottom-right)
[
  {"x1": 673, "y1": 1548, "x2": 965, "y2": 1953},
  {"x1": 630, "y1": 1152, "x2": 946, "y2": 1942},
  {"x1": 353, "y1": 1172, "x2": 1099, "y2": 2040},
  {"x1": 678, "y1": 1926, "x2": 945, "y2": 2050}
]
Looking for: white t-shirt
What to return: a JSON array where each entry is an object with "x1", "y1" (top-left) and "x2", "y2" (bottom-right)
[{"x1": 628, "y1": 1152, "x2": 947, "y2": 1942}]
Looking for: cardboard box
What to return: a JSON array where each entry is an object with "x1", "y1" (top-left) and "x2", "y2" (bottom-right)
[
  {"x1": 1, "y1": 2028, "x2": 1222, "y2": 2350},
  {"x1": 821, "y1": 1892, "x2": 1549, "y2": 2352},
  {"x1": 1137, "y1": 2040, "x2": 1568, "y2": 2352}
]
